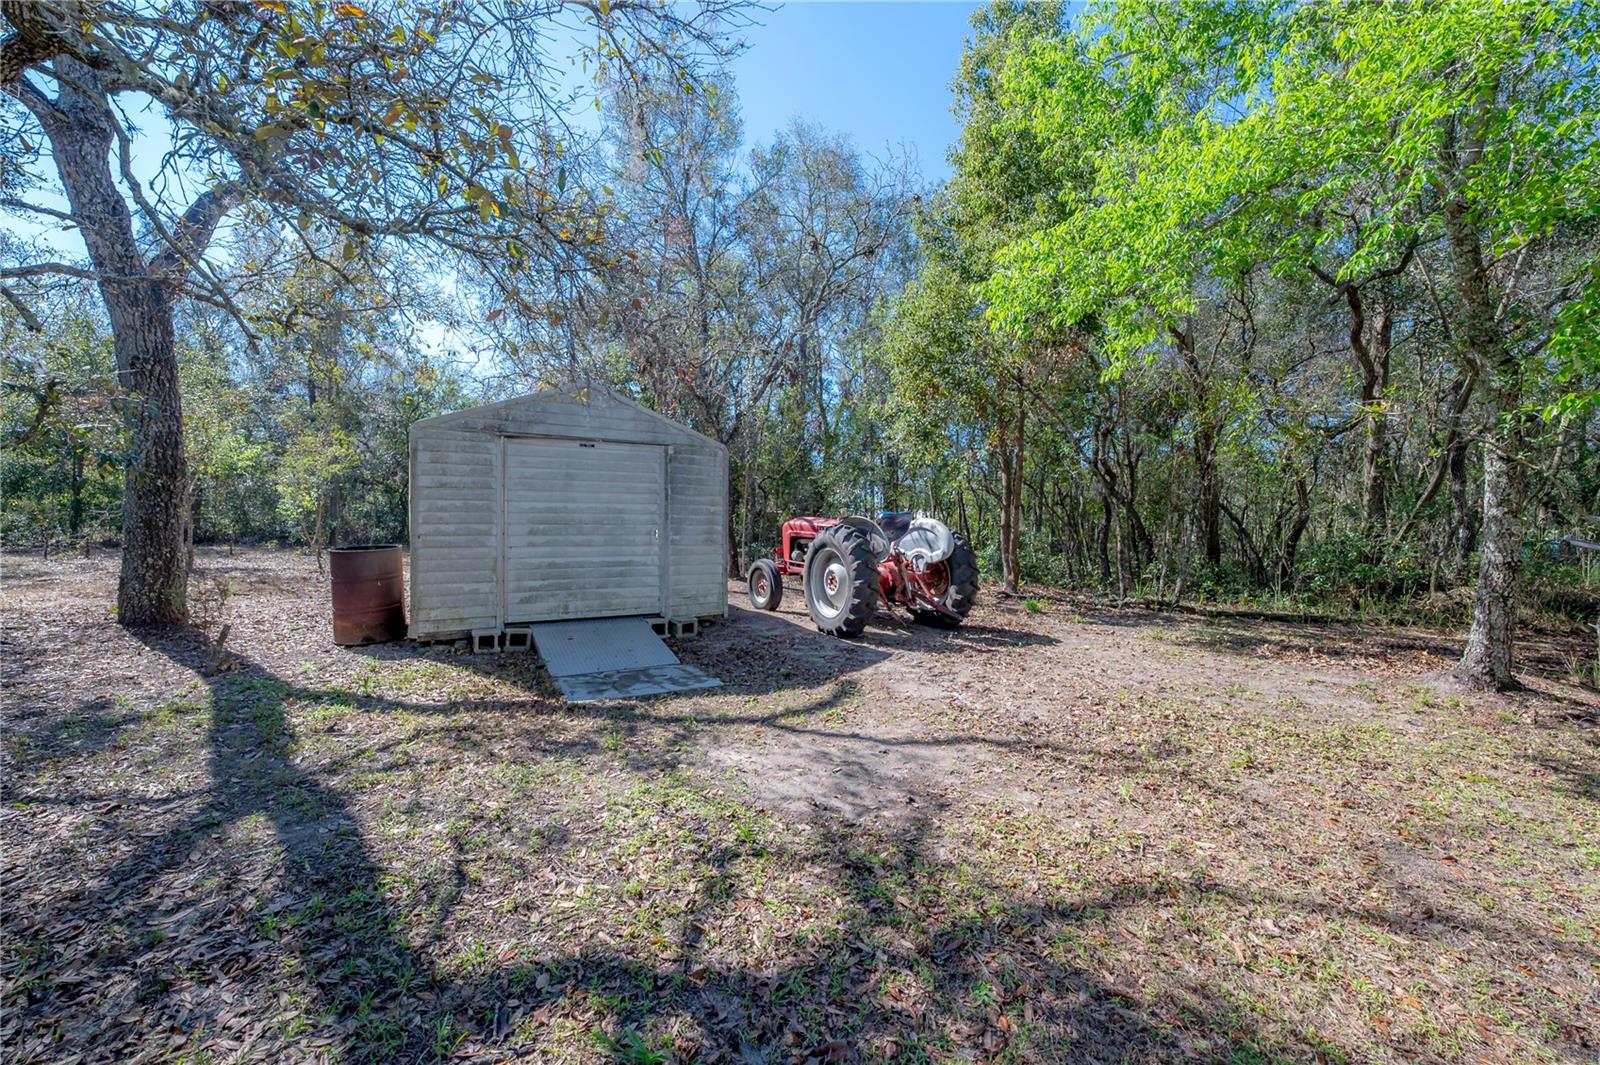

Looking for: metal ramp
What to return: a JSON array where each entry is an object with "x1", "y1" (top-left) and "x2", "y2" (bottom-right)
[{"x1": 528, "y1": 617, "x2": 721, "y2": 703}]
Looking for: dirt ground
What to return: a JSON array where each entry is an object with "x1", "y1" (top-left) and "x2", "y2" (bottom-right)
[{"x1": 2, "y1": 548, "x2": 1597, "y2": 1064}]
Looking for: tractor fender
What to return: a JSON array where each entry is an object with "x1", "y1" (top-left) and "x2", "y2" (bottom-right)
[
  {"x1": 838, "y1": 515, "x2": 890, "y2": 562},
  {"x1": 896, "y1": 517, "x2": 955, "y2": 570}
]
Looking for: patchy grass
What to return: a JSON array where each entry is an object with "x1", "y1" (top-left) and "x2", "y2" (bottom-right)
[{"x1": 1, "y1": 548, "x2": 1597, "y2": 1063}]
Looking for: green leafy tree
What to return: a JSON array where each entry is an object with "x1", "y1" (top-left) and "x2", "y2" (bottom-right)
[
  {"x1": 1, "y1": 290, "x2": 122, "y2": 549},
  {"x1": 986, "y1": 0, "x2": 1600, "y2": 688},
  {"x1": 274, "y1": 423, "x2": 357, "y2": 572},
  {"x1": 179, "y1": 310, "x2": 266, "y2": 563},
  {"x1": 878, "y1": 1, "x2": 1077, "y2": 593}
]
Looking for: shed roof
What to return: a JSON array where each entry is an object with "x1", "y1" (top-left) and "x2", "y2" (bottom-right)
[{"x1": 412, "y1": 381, "x2": 725, "y2": 451}]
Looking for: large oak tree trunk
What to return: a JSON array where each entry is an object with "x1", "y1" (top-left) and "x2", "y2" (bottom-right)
[
  {"x1": 114, "y1": 306, "x2": 188, "y2": 624},
  {"x1": 44, "y1": 61, "x2": 189, "y2": 624}
]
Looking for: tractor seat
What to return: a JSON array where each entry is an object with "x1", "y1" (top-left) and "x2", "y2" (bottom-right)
[{"x1": 878, "y1": 511, "x2": 914, "y2": 541}]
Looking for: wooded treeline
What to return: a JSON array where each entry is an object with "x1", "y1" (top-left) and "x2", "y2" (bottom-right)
[
  {"x1": 3, "y1": 1, "x2": 1597, "y2": 687},
  {"x1": 931, "y1": 0, "x2": 1598, "y2": 689}
]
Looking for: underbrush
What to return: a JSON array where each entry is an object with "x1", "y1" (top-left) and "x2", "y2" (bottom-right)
[{"x1": 1026, "y1": 537, "x2": 1600, "y2": 634}]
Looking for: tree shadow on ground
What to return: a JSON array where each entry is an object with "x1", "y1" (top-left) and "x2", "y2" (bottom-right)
[
  {"x1": 2, "y1": 695, "x2": 149, "y2": 772},
  {"x1": 1145, "y1": 607, "x2": 1600, "y2": 694},
  {"x1": 5, "y1": 626, "x2": 434, "y2": 1060},
  {"x1": 362, "y1": 600, "x2": 1059, "y2": 702},
  {"x1": 1166, "y1": 620, "x2": 1461, "y2": 663},
  {"x1": 4, "y1": 623, "x2": 1359, "y2": 1065},
  {"x1": 316, "y1": 601, "x2": 1079, "y2": 786},
  {"x1": 325, "y1": 656, "x2": 1177, "y2": 807},
  {"x1": 1529, "y1": 751, "x2": 1600, "y2": 803}
]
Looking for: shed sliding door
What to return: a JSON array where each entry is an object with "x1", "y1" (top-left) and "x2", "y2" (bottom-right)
[{"x1": 501, "y1": 438, "x2": 666, "y2": 622}]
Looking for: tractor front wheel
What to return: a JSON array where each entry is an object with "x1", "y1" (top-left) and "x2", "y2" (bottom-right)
[
  {"x1": 747, "y1": 559, "x2": 783, "y2": 611},
  {"x1": 803, "y1": 526, "x2": 878, "y2": 637},
  {"x1": 912, "y1": 534, "x2": 979, "y2": 628}
]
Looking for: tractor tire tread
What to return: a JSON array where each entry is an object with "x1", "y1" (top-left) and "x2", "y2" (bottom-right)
[
  {"x1": 804, "y1": 525, "x2": 878, "y2": 638},
  {"x1": 912, "y1": 534, "x2": 979, "y2": 628},
  {"x1": 943, "y1": 534, "x2": 980, "y2": 618}
]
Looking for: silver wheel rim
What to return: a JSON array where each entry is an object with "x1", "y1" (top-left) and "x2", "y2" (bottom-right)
[{"x1": 808, "y1": 546, "x2": 850, "y2": 620}]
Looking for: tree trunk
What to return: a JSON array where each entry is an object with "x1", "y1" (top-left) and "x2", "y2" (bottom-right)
[
  {"x1": 114, "y1": 314, "x2": 188, "y2": 624},
  {"x1": 1010, "y1": 402, "x2": 1025, "y2": 588},
  {"x1": 1173, "y1": 321, "x2": 1222, "y2": 568},
  {"x1": 185, "y1": 484, "x2": 199, "y2": 575},
  {"x1": 1448, "y1": 431, "x2": 1475, "y2": 572},
  {"x1": 1097, "y1": 494, "x2": 1112, "y2": 586},
  {"x1": 1445, "y1": 185, "x2": 1522, "y2": 690},
  {"x1": 738, "y1": 456, "x2": 755, "y2": 577},
  {"x1": 68, "y1": 446, "x2": 85, "y2": 538},
  {"x1": 1360, "y1": 299, "x2": 1393, "y2": 533},
  {"x1": 44, "y1": 61, "x2": 188, "y2": 624},
  {"x1": 312, "y1": 489, "x2": 328, "y2": 576},
  {"x1": 884, "y1": 449, "x2": 901, "y2": 513},
  {"x1": 1113, "y1": 511, "x2": 1128, "y2": 599},
  {"x1": 1172, "y1": 514, "x2": 1192, "y2": 606},
  {"x1": 997, "y1": 400, "x2": 1024, "y2": 595},
  {"x1": 1194, "y1": 425, "x2": 1221, "y2": 568},
  {"x1": 1279, "y1": 473, "x2": 1312, "y2": 590},
  {"x1": 1458, "y1": 411, "x2": 1521, "y2": 689}
]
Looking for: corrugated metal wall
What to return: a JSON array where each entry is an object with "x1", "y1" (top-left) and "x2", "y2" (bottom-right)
[{"x1": 407, "y1": 386, "x2": 729, "y2": 640}]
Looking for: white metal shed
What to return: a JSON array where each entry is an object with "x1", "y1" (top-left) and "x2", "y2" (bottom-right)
[{"x1": 407, "y1": 384, "x2": 729, "y2": 641}]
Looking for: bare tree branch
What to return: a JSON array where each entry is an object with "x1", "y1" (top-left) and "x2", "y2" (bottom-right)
[
  {"x1": 0, "y1": 280, "x2": 43, "y2": 329},
  {"x1": 1, "y1": 197, "x2": 77, "y2": 225}
]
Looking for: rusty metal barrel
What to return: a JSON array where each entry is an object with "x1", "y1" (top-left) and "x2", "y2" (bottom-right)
[{"x1": 329, "y1": 544, "x2": 406, "y2": 646}]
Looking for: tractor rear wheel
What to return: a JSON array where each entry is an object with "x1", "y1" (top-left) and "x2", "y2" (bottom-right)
[
  {"x1": 803, "y1": 526, "x2": 878, "y2": 637},
  {"x1": 747, "y1": 559, "x2": 783, "y2": 611},
  {"x1": 912, "y1": 534, "x2": 979, "y2": 628}
]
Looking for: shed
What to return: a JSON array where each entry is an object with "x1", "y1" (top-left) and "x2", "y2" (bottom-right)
[{"x1": 407, "y1": 384, "x2": 729, "y2": 641}]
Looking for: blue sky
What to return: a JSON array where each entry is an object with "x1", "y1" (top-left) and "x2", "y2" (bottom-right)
[{"x1": 730, "y1": 2, "x2": 981, "y2": 183}]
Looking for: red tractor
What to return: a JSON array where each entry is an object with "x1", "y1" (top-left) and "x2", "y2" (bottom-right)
[{"x1": 746, "y1": 513, "x2": 979, "y2": 637}]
